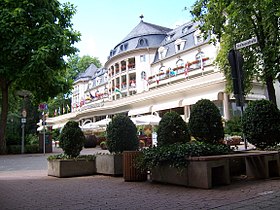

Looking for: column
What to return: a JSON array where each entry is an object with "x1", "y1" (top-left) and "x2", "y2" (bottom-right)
[{"x1": 223, "y1": 92, "x2": 230, "y2": 120}]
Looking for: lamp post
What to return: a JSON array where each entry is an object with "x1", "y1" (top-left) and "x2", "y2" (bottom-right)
[{"x1": 21, "y1": 109, "x2": 27, "y2": 154}]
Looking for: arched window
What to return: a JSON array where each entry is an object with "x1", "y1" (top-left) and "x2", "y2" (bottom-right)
[
  {"x1": 137, "y1": 38, "x2": 148, "y2": 47},
  {"x1": 195, "y1": 51, "x2": 205, "y2": 69},
  {"x1": 141, "y1": 71, "x2": 146, "y2": 80},
  {"x1": 194, "y1": 30, "x2": 204, "y2": 45}
]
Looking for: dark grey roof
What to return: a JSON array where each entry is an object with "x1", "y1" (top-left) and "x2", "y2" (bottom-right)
[
  {"x1": 75, "y1": 64, "x2": 98, "y2": 81},
  {"x1": 153, "y1": 21, "x2": 210, "y2": 63},
  {"x1": 121, "y1": 21, "x2": 172, "y2": 43},
  {"x1": 107, "y1": 21, "x2": 172, "y2": 60}
]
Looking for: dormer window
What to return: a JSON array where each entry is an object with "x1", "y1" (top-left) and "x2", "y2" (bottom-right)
[
  {"x1": 137, "y1": 38, "x2": 148, "y2": 47},
  {"x1": 194, "y1": 30, "x2": 204, "y2": 45},
  {"x1": 174, "y1": 39, "x2": 186, "y2": 53},
  {"x1": 182, "y1": 24, "x2": 193, "y2": 34},
  {"x1": 158, "y1": 46, "x2": 168, "y2": 59},
  {"x1": 165, "y1": 33, "x2": 175, "y2": 42}
]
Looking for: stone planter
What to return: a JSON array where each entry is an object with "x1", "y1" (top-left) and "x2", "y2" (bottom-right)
[
  {"x1": 48, "y1": 159, "x2": 96, "y2": 178},
  {"x1": 123, "y1": 151, "x2": 147, "y2": 182},
  {"x1": 96, "y1": 154, "x2": 123, "y2": 176},
  {"x1": 151, "y1": 165, "x2": 189, "y2": 186}
]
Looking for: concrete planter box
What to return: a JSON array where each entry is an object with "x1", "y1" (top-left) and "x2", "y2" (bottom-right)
[
  {"x1": 151, "y1": 165, "x2": 189, "y2": 186},
  {"x1": 151, "y1": 158, "x2": 230, "y2": 189},
  {"x1": 96, "y1": 154, "x2": 123, "y2": 176},
  {"x1": 48, "y1": 159, "x2": 96, "y2": 178}
]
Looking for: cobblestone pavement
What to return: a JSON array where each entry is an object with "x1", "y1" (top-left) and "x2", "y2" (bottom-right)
[{"x1": 0, "y1": 148, "x2": 280, "y2": 210}]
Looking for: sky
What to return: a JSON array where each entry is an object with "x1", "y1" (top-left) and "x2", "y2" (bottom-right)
[{"x1": 59, "y1": 0, "x2": 196, "y2": 65}]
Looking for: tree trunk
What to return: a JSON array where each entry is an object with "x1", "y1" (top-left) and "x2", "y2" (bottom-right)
[
  {"x1": 0, "y1": 78, "x2": 9, "y2": 154},
  {"x1": 265, "y1": 75, "x2": 277, "y2": 105}
]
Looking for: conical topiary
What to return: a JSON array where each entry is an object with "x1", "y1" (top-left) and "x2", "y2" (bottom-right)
[
  {"x1": 59, "y1": 121, "x2": 85, "y2": 158},
  {"x1": 241, "y1": 99, "x2": 280, "y2": 149},
  {"x1": 157, "y1": 111, "x2": 190, "y2": 146},
  {"x1": 189, "y1": 99, "x2": 224, "y2": 143},
  {"x1": 106, "y1": 114, "x2": 138, "y2": 153}
]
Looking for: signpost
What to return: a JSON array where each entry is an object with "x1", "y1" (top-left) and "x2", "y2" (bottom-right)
[
  {"x1": 228, "y1": 37, "x2": 258, "y2": 150},
  {"x1": 21, "y1": 109, "x2": 27, "y2": 154},
  {"x1": 236, "y1": 37, "x2": 258, "y2": 50}
]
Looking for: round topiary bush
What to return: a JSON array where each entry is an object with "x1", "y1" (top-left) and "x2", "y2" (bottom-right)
[
  {"x1": 189, "y1": 99, "x2": 224, "y2": 143},
  {"x1": 106, "y1": 114, "x2": 138, "y2": 153},
  {"x1": 59, "y1": 121, "x2": 85, "y2": 158},
  {"x1": 241, "y1": 99, "x2": 280, "y2": 149},
  {"x1": 157, "y1": 111, "x2": 190, "y2": 146}
]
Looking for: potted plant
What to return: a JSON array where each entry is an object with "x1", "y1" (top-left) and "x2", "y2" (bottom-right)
[
  {"x1": 47, "y1": 121, "x2": 96, "y2": 178},
  {"x1": 95, "y1": 114, "x2": 144, "y2": 180},
  {"x1": 148, "y1": 111, "x2": 191, "y2": 185}
]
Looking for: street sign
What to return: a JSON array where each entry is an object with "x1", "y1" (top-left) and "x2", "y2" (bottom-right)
[{"x1": 236, "y1": 37, "x2": 258, "y2": 50}]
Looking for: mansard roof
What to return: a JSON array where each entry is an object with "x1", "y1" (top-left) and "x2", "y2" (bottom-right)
[
  {"x1": 108, "y1": 20, "x2": 172, "y2": 60},
  {"x1": 75, "y1": 64, "x2": 98, "y2": 82},
  {"x1": 121, "y1": 20, "x2": 172, "y2": 43}
]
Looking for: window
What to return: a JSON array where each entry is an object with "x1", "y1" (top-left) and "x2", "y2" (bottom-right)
[
  {"x1": 182, "y1": 24, "x2": 193, "y2": 34},
  {"x1": 195, "y1": 51, "x2": 205, "y2": 68},
  {"x1": 137, "y1": 38, "x2": 148, "y2": 47},
  {"x1": 141, "y1": 71, "x2": 146, "y2": 80},
  {"x1": 158, "y1": 46, "x2": 167, "y2": 59},
  {"x1": 165, "y1": 33, "x2": 175, "y2": 42},
  {"x1": 194, "y1": 30, "x2": 204, "y2": 45},
  {"x1": 140, "y1": 55, "x2": 146, "y2": 62},
  {"x1": 174, "y1": 39, "x2": 186, "y2": 53}
]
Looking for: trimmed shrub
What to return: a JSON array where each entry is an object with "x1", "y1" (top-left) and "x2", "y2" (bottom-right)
[
  {"x1": 106, "y1": 114, "x2": 138, "y2": 153},
  {"x1": 241, "y1": 99, "x2": 280, "y2": 149},
  {"x1": 157, "y1": 111, "x2": 190, "y2": 146},
  {"x1": 189, "y1": 99, "x2": 224, "y2": 143},
  {"x1": 59, "y1": 121, "x2": 85, "y2": 158},
  {"x1": 224, "y1": 116, "x2": 242, "y2": 136}
]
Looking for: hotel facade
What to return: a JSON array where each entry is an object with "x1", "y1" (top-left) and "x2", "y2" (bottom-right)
[{"x1": 46, "y1": 19, "x2": 269, "y2": 129}]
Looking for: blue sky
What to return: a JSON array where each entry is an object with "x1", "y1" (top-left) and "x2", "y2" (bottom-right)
[{"x1": 59, "y1": 0, "x2": 196, "y2": 65}]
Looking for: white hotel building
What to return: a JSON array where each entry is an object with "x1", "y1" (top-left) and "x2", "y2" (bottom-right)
[{"x1": 46, "y1": 19, "x2": 269, "y2": 129}]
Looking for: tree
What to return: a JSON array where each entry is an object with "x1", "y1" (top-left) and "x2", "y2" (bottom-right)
[
  {"x1": 46, "y1": 55, "x2": 102, "y2": 117},
  {"x1": 191, "y1": 0, "x2": 280, "y2": 104},
  {"x1": 66, "y1": 54, "x2": 102, "y2": 80},
  {"x1": 0, "y1": 0, "x2": 80, "y2": 154}
]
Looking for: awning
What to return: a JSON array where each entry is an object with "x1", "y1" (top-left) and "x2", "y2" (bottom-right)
[
  {"x1": 128, "y1": 106, "x2": 152, "y2": 116},
  {"x1": 181, "y1": 92, "x2": 219, "y2": 106},
  {"x1": 151, "y1": 100, "x2": 182, "y2": 112}
]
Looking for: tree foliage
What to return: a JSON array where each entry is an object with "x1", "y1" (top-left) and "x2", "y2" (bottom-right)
[
  {"x1": 0, "y1": 0, "x2": 80, "y2": 154},
  {"x1": 191, "y1": 0, "x2": 280, "y2": 104}
]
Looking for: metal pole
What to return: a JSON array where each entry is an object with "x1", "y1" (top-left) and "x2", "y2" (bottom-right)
[
  {"x1": 21, "y1": 123, "x2": 25, "y2": 154},
  {"x1": 43, "y1": 125, "x2": 46, "y2": 155},
  {"x1": 234, "y1": 49, "x2": 247, "y2": 150}
]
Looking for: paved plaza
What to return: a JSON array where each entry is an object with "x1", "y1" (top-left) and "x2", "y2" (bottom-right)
[{"x1": 0, "y1": 148, "x2": 280, "y2": 210}]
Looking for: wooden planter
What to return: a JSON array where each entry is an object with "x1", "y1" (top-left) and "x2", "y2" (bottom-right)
[
  {"x1": 96, "y1": 154, "x2": 123, "y2": 176},
  {"x1": 48, "y1": 159, "x2": 96, "y2": 178},
  {"x1": 123, "y1": 151, "x2": 147, "y2": 182}
]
